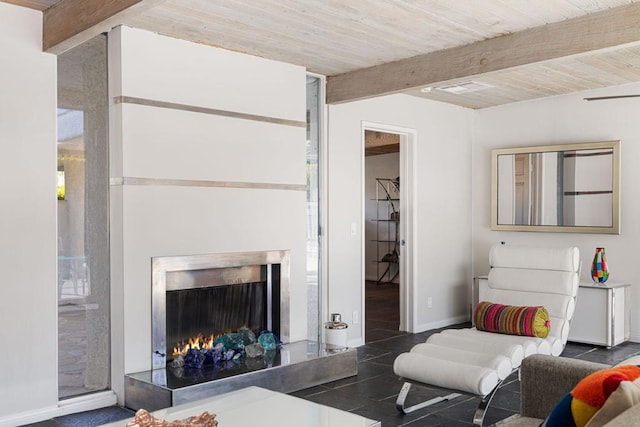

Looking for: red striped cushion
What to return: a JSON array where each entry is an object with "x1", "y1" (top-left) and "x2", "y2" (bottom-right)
[{"x1": 474, "y1": 301, "x2": 550, "y2": 338}]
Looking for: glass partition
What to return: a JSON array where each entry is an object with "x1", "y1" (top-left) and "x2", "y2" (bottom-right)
[
  {"x1": 57, "y1": 34, "x2": 110, "y2": 398},
  {"x1": 306, "y1": 76, "x2": 322, "y2": 341}
]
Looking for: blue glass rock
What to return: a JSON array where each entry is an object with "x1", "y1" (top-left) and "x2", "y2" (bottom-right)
[
  {"x1": 184, "y1": 348, "x2": 205, "y2": 369},
  {"x1": 222, "y1": 349, "x2": 236, "y2": 361},
  {"x1": 227, "y1": 333, "x2": 245, "y2": 350},
  {"x1": 258, "y1": 331, "x2": 277, "y2": 351},
  {"x1": 259, "y1": 330, "x2": 281, "y2": 345},
  {"x1": 215, "y1": 333, "x2": 245, "y2": 352},
  {"x1": 204, "y1": 348, "x2": 222, "y2": 364}
]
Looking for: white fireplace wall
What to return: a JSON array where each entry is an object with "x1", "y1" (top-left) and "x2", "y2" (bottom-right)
[
  {"x1": 0, "y1": 3, "x2": 57, "y2": 419},
  {"x1": 108, "y1": 27, "x2": 307, "y2": 402}
]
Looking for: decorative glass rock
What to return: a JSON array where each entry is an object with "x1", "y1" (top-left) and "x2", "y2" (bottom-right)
[
  {"x1": 168, "y1": 355, "x2": 185, "y2": 368},
  {"x1": 173, "y1": 328, "x2": 279, "y2": 370},
  {"x1": 239, "y1": 327, "x2": 256, "y2": 345},
  {"x1": 215, "y1": 333, "x2": 245, "y2": 352},
  {"x1": 203, "y1": 347, "x2": 222, "y2": 364},
  {"x1": 245, "y1": 343, "x2": 265, "y2": 358},
  {"x1": 184, "y1": 348, "x2": 205, "y2": 369},
  {"x1": 258, "y1": 331, "x2": 277, "y2": 351}
]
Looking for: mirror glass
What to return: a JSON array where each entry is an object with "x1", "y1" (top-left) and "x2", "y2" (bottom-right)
[{"x1": 491, "y1": 141, "x2": 620, "y2": 234}]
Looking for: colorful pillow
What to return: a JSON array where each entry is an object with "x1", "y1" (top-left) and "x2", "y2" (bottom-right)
[
  {"x1": 474, "y1": 301, "x2": 550, "y2": 338},
  {"x1": 544, "y1": 364, "x2": 640, "y2": 427}
]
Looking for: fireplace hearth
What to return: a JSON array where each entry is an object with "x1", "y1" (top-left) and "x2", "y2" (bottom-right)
[{"x1": 125, "y1": 340, "x2": 356, "y2": 411}]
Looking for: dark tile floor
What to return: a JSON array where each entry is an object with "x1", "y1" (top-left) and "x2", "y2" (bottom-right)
[
  {"x1": 27, "y1": 334, "x2": 640, "y2": 427},
  {"x1": 291, "y1": 329, "x2": 640, "y2": 426},
  {"x1": 22, "y1": 283, "x2": 640, "y2": 426}
]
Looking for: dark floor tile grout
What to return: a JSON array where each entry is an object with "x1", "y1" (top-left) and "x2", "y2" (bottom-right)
[
  {"x1": 364, "y1": 333, "x2": 412, "y2": 345},
  {"x1": 363, "y1": 353, "x2": 394, "y2": 363}
]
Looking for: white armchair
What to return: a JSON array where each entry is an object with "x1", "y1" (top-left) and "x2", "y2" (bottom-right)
[{"x1": 393, "y1": 245, "x2": 580, "y2": 425}]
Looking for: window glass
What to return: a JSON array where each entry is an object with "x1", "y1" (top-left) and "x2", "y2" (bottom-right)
[
  {"x1": 306, "y1": 76, "x2": 321, "y2": 341},
  {"x1": 57, "y1": 34, "x2": 110, "y2": 398}
]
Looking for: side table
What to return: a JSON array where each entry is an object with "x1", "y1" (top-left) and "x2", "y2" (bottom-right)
[{"x1": 568, "y1": 282, "x2": 631, "y2": 348}]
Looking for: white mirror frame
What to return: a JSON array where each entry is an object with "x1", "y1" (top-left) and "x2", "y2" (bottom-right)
[{"x1": 491, "y1": 140, "x2": 620, "y2": 234}]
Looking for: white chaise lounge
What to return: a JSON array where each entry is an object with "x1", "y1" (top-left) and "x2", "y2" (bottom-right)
[{"x1": 393, "y1": 244, "x2": 580, "y2": 426}]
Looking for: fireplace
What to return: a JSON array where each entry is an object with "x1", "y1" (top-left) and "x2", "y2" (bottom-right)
[
  {"x1": 125, "y1": 249, "x2": 356, "y2": 412},
  {"x1": 152, "y1": 250, "x2": 290, "y2": 370}
]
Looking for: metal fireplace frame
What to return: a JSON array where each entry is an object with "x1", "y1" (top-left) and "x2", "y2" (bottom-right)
[{"x1": 151, "y1": 250, "x2": 290, "y2": 370}]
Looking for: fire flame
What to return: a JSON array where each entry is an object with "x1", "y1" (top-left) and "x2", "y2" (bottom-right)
[{"x1": 172, "y1": 333, "x2": 215, "y2": 357}]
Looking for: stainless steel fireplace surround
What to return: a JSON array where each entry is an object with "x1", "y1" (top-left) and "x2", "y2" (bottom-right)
[
  {"x1": 125, "y1": 249, "x2": 357, "y2": 412},
  {"x1": 152, "y1": 250, "x2": 290, "y2": 370}
]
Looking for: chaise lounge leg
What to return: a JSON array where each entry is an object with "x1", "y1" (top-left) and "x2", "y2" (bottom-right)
[
  {"x1": 395, "y1": 382, "x2": 462, "y2": 414},
  {"x1": 472, "y1": 370, "x2": 517, "y2": 427}
]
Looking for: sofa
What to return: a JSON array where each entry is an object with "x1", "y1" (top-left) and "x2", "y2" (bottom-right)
[{"x1": 505, "y1": 354, "x2": 640, "y2": 426}]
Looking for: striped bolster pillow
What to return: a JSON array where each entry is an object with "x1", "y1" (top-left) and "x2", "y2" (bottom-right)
[{"x1": 474, "y1": 301, "x2": 550, "y2": 338}]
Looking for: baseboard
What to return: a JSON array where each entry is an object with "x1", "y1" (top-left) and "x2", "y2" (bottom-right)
[
  {"x1": 0, "y1": 390, "x2": 117, "y2": 427},
  {"x1": 415, "y1": 314, "x2": 470, "y2": 333},
  {"x1": 628, "y1": 333, "x2": 640, "y2": 343}
]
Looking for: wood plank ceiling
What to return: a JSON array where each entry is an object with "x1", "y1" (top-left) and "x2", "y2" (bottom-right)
[{"x1": 7, "y1": 0, "x2": 640, "y2": 109}]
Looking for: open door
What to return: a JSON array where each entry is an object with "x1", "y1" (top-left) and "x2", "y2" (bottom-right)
[{"x1": 362, "y1": 122, "x2": 416, "y2": 341}]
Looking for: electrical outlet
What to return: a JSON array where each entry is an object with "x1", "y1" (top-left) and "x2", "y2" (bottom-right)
[
  {"x1": 352, "y1": 311, "x2": 359, "y2": 324},
  {"x1": 427, "y1": 297, "x2": 433, "y2": 308}
]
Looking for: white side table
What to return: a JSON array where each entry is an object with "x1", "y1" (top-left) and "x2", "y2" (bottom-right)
[{"x1": 568, "y1": 282, "x2": 631, "y2": 348}]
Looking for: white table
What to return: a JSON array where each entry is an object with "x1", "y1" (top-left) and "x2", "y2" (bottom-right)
[
  {"x1": 568, "y1": 282, "x2": 631, "y2": 348},
  {"x1": 101, "y1": 386, "x2": 380, "y2": 427}
]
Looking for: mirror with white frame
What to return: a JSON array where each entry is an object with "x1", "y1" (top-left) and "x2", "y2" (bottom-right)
[{"x1": 491, "y1": 140, "x2": 620, "y2": 234}]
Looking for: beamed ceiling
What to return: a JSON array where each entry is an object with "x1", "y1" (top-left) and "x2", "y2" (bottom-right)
[{"x1": 6, "y1": 0, "x2": 640, "y2": 109}]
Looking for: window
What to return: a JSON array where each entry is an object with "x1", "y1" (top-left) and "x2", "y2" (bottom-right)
[
  {"x1": 306, "y1": 76, "x2": 322, "y2": 341},
  {"x1": 57, "y1": 34, "x2": 110, "y2": 399}
]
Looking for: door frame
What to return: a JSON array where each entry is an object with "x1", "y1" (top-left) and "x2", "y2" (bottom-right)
[{"x1": 361, "y1": 121, "x2": 417, "y2": 335}]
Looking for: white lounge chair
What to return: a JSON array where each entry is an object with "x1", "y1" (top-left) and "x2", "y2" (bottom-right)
[{"x1": 393, "y1": 244, "x2": 580, "y2": 426}]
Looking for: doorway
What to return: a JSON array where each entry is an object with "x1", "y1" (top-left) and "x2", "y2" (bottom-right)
[{"x1": 362, "y1": 123, "x2": 416, "y2": 342}]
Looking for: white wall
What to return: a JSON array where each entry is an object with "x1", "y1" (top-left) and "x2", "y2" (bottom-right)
[
  {"x1": 109, "y1": 27, "x2": 308, "y2": 401},
  {"x1": 473, "y1": 82, "x2": 640, "y2": 342},
  {"x1": 0, "y1": 2, "x2": 57, "y2": 422},
  {"x1": 328, "y1": 95, "x2": 473, "y2": 344}
]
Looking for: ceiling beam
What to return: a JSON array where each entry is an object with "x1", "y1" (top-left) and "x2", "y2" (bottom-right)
[
  {"x1": 1, "y1": 0, "x2": 52, "y2": 11},
  {"x1": 365, "y1": 130, "x2": 400, "y2": 157},
  {"x1": 43, "y1": 0, "x2": 165, "y2": 54},
  {"x1": 327, "y1": 2, "x2": 640, "y2": 104}
]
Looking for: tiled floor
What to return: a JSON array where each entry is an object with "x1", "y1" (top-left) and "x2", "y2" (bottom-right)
[
  {"x1": 23, "y1": 282, "x2": 640, "y2": 426},
  {"x1": 25, "y1": 329, "x2": 640, "y2": 426},
  {"x1": 292, "y1": 329, "x2": 640, "y2": 426}
]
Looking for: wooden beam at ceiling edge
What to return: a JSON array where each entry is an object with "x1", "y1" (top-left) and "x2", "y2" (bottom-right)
[
  {"x1": 43, "y1": 0, "x2": 165, "y2": 54},
  {"x1": 326, "y1": 2, "x2": 640, "y2": 104}
]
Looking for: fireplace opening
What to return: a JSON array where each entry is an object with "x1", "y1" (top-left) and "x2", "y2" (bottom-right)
[
  {"x1": 152, "y1": 251, "x2": 289, "y2": 370},
  {"x1": 166, "y1": 265, "x2": 281, "y2": 360}
]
